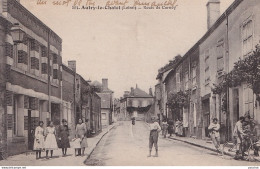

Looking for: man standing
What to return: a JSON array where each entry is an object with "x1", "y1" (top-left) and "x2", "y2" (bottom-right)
[
  {"x1": 233, "y1": 116, "x2": 245, "y2": 160},
  {"x1": 148, "y1": 116, "x2": 161, "y2": 157},
  {"x1": 208, "y1": 118, "x2": 221, "y2": 153}
]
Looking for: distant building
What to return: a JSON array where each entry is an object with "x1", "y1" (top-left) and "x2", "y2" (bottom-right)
[
  {"x1": 119, "y1": 85, "x2": 154, "y2": 121},
  {"x1": 113, "y1": 98, "x2": 120, "y2": 121},
  {"x1": 63, "y1": 61, "x2": 102, "y2": 137},
  {"x1": 91, "y1": 79, "x2": 113, "y2": 127}
]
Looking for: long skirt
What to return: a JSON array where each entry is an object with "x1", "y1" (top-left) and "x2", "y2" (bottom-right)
[
  {"x1": 81, "y1": 137, "x2": 88, "y2": 148},
  {"x1": 33, "y1": 135, "x2": 45, "y2": 150},
  {"x1": 45, "y1": 134, "x2": 58, "y2": 150}
]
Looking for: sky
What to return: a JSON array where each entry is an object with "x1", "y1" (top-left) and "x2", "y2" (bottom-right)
[{"x1": 20, "y1": 0, "x2": 234, "y2": 98}]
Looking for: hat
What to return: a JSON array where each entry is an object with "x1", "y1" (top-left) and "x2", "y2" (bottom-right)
[{"x1": 62, "y1": 119, "x2": 67, "y2": 123}]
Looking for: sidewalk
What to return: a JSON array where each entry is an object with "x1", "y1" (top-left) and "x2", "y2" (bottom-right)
[
  {"x1": 165, "y1": 135, "x2": 229, "y2": 154},
  {"x1": 165, "y1": 134, "x2": 260, "y2": 159},
  {"x1": 0, "y1": 123, "x2": 117, "y2": 166},
  {"x1": 145, "y1": 121, "x2": 234, "y2": 157}
]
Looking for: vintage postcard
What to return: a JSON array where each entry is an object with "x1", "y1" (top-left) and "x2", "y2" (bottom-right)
[{"x1": 0, "y1": 0, "x2": 259, "y2": 167}]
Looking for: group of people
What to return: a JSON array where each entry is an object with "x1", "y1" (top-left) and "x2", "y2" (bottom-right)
[
  {"x1": 208, "y1": 115, "x2": 259, "y2": 160},
  {"x1": 161, "y1": 118, "x2": 183, "y2": 138},
  {"x1": 33, "y1": 118, "x2": 89, "y2": 159},
  {"x1": 148, "y1": 115, "x2": 259, "y2": 160}
]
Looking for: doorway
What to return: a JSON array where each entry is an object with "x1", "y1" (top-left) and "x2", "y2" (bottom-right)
[
  {"x1": 233, "y1": 89, "x2": 239, "y2": 125},
  {"x1": 27, "y1": 110, "x2": 34, "y2": 150},
  {"x1": 202, "y1": 98, "x2": 210, "y2": 137}
]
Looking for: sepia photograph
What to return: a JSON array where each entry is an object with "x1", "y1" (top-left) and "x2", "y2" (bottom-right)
[{"x1": 0, "y1": 0, "x2": 259, "y2": 167}]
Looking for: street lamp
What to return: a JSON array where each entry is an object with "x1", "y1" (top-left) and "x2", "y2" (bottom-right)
[
  {"x1": 10, "y1": 23, "x2": 25, "y2": 44},
  {"x1": 0, "y1": 23, "x2": 25, "y2": 46}
]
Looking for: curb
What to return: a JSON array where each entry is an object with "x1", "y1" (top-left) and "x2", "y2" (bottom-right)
[
  {"x1": 83, "y1": 124, "x2": 117, "y2": 164},
  {"x1": 167, "y1": 137, "x2": 233, "y2": 157}
]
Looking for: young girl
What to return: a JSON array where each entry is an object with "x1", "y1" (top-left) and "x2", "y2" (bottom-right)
[
  {"x1": 71, "y1": 136, "x2": 81, "y2": 157},
  {"x1": 33, "y1": 121, "x2": 45, "y2": 159},
  {"x1": 44, "y1": 121, "x2": 58, "y2": 159},
  {"x1": 81, "y1": 133, "x2": 88, "y2": 156}
]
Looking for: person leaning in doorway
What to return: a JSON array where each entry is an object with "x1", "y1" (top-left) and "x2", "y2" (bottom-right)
[{"x1": 208, "y1": 118, "x2": 221, "y2": 154}]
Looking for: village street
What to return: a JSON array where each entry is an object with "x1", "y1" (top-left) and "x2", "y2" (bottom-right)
[
  {"x1": 85, "y1": 121, "x2": 258, "y2": 166},
  {"x1": 0, "y1": 121, "x2": 259, "y2": 166}
]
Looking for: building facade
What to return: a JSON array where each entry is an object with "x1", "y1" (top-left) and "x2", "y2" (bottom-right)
[
  {"x1": 92, "y1": 79, "x2": 113, "y2": 127},
  {"x1": 0, "y1": 0, "x2": 62, "y2": 156},
  {"x1": 155, "y1": 0, "x2": 260, "y2": 141},
  {"x1": 119, "y1": 86, "x2": 154, "y2": 121},
  {"x1": 61, "y1": 64, "x2": 75, "y2": 139}
]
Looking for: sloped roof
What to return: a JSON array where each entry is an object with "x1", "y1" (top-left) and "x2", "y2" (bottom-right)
[
  {"x1": 129, "y1": 87, "x2": 153, "y2": 98},
  {"x1": 91, "y1": 81, "x2": 102, "y2": 87},
  {"x1": 97, "y1": 93, "x2": 111, "y2": 109}
]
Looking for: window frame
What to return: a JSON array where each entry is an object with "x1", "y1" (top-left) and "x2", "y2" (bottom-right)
[
  {"x1": 216, "y1": 39, "x2": 225, "y2": 73},
  {"x1": 204, "y1": 49, "x2": 210, "y2": 85},
  {"x1": 241, "y1": 17, "x2": 254, "y2": 58}
]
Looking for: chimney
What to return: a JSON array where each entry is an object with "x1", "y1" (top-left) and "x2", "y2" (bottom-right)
[
  {"x1": 68, "y1": 60, "x2": 76, "y2": 72},
  {"x1": 123, "y1": 91, "x2": 130, "y2": 98},
  {"x1": 102, "y1": 78, "x2": 108, "y2": 91},
  {"x1": 206, "y1": 0, "x2": 220, "y2": 29},
  {"x1": 130, "y1": 87, "x2": 134, "y2": 95}
]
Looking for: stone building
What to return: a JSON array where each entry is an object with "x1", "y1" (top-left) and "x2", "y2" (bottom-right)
[
  {"x1": 91, "y1": 79, "x2": 113, "y2": 128},
  {"x1": 119, "y1": 85, "x2": 154, "y2": 121},
  {"x1": 199, "y1": 0, "x2": 260, "y2": 141},
  {"x1": 0, "y1": 0, "x2": 62, "y2": 156},
  {"x1": 61, "y1": 63, "x2": 75, "y2": 139},
  {"x1": 155, "y1": 0, "x2": 260, "y2": 141}
]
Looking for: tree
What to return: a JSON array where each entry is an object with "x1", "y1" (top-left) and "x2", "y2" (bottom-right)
[
  {"x1": 212, "y1": 45, "x2": 260, "y2": 112},
  {"x1": 167, "y1": 90, "x2": 190, "y2": 110}
]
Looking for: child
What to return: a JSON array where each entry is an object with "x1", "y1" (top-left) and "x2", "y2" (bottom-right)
[
  {"x1": 71, "y1": 136, "x2": 81, "y2": 157},
  {"x1": 148, "y1": 116, "x2": 161, "y2": 157},
  {"x1": 81, "y1": 133, "x2": 88, "y2": 156}
]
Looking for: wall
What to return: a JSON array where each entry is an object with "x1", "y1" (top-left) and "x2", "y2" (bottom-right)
[
  {"x1": 101, "y1": 109, "x2": 110, "y2": 127},
  {"x1": 227, "y1": 0, "x2": 260, "y2": 130},
  {"x1": 0, "y1": 0, "x2": 62, "y2": 156},
  {"x1": 199, "y1": 12, "x2": 227, "y2": 139},
  {"x1": 62, "y1": 65, "x2": 75, "y2": 140}
]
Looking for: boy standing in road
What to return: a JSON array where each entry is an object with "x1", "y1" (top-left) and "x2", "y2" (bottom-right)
[
  {"x1": 208, "y1": 118, "x2": 221, "y2": 153},
  {"x1": 148, "y1": 116, "x2": 161, "y2": 157}
]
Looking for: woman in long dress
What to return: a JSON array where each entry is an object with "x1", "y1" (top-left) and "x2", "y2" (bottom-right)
[
  {"x1": 161, "y1": 119, "x2": 168, "y2": 138},
  {"x1": 175, "y1": 119, "x2": 183, "y2": 136},
  {"x1": 76, "y1": 119, "x2": 87, "y2": 156},
  {"x1": 45, "y1": 121, "x2": 58, "y2": 159},
  {"x1": 57, "y1": 119, "x2": 70, "y2": 156},
  {"x1": 33, "y1": 121, "x2": 45, "y2": 159},
  {"x1": 167, "y1": 120, "x2": 174, "y2": 138}
]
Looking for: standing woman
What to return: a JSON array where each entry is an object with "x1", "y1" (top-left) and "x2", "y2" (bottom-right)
[
  {"x1": 45, "y1": 121, "x2": 58, "y2": 159},
  {"x1": 167, "y1": 120, "x2": 174, "y2": 138},
  {"x1": 175, "y1": 119, "x2": 183, "y2": 136},
  {"x1": 33, "y1": 121, "x2": 45, "y2": 159},
  {"x1": 161, "y1": 119, "x2": 168, "y2": 138},
  {"x1": 58, "y1": 119, "x2": 70, "y2": 157},
  {"x1": 76, "y1": 119, "x2": 87, "y2": 156}
]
